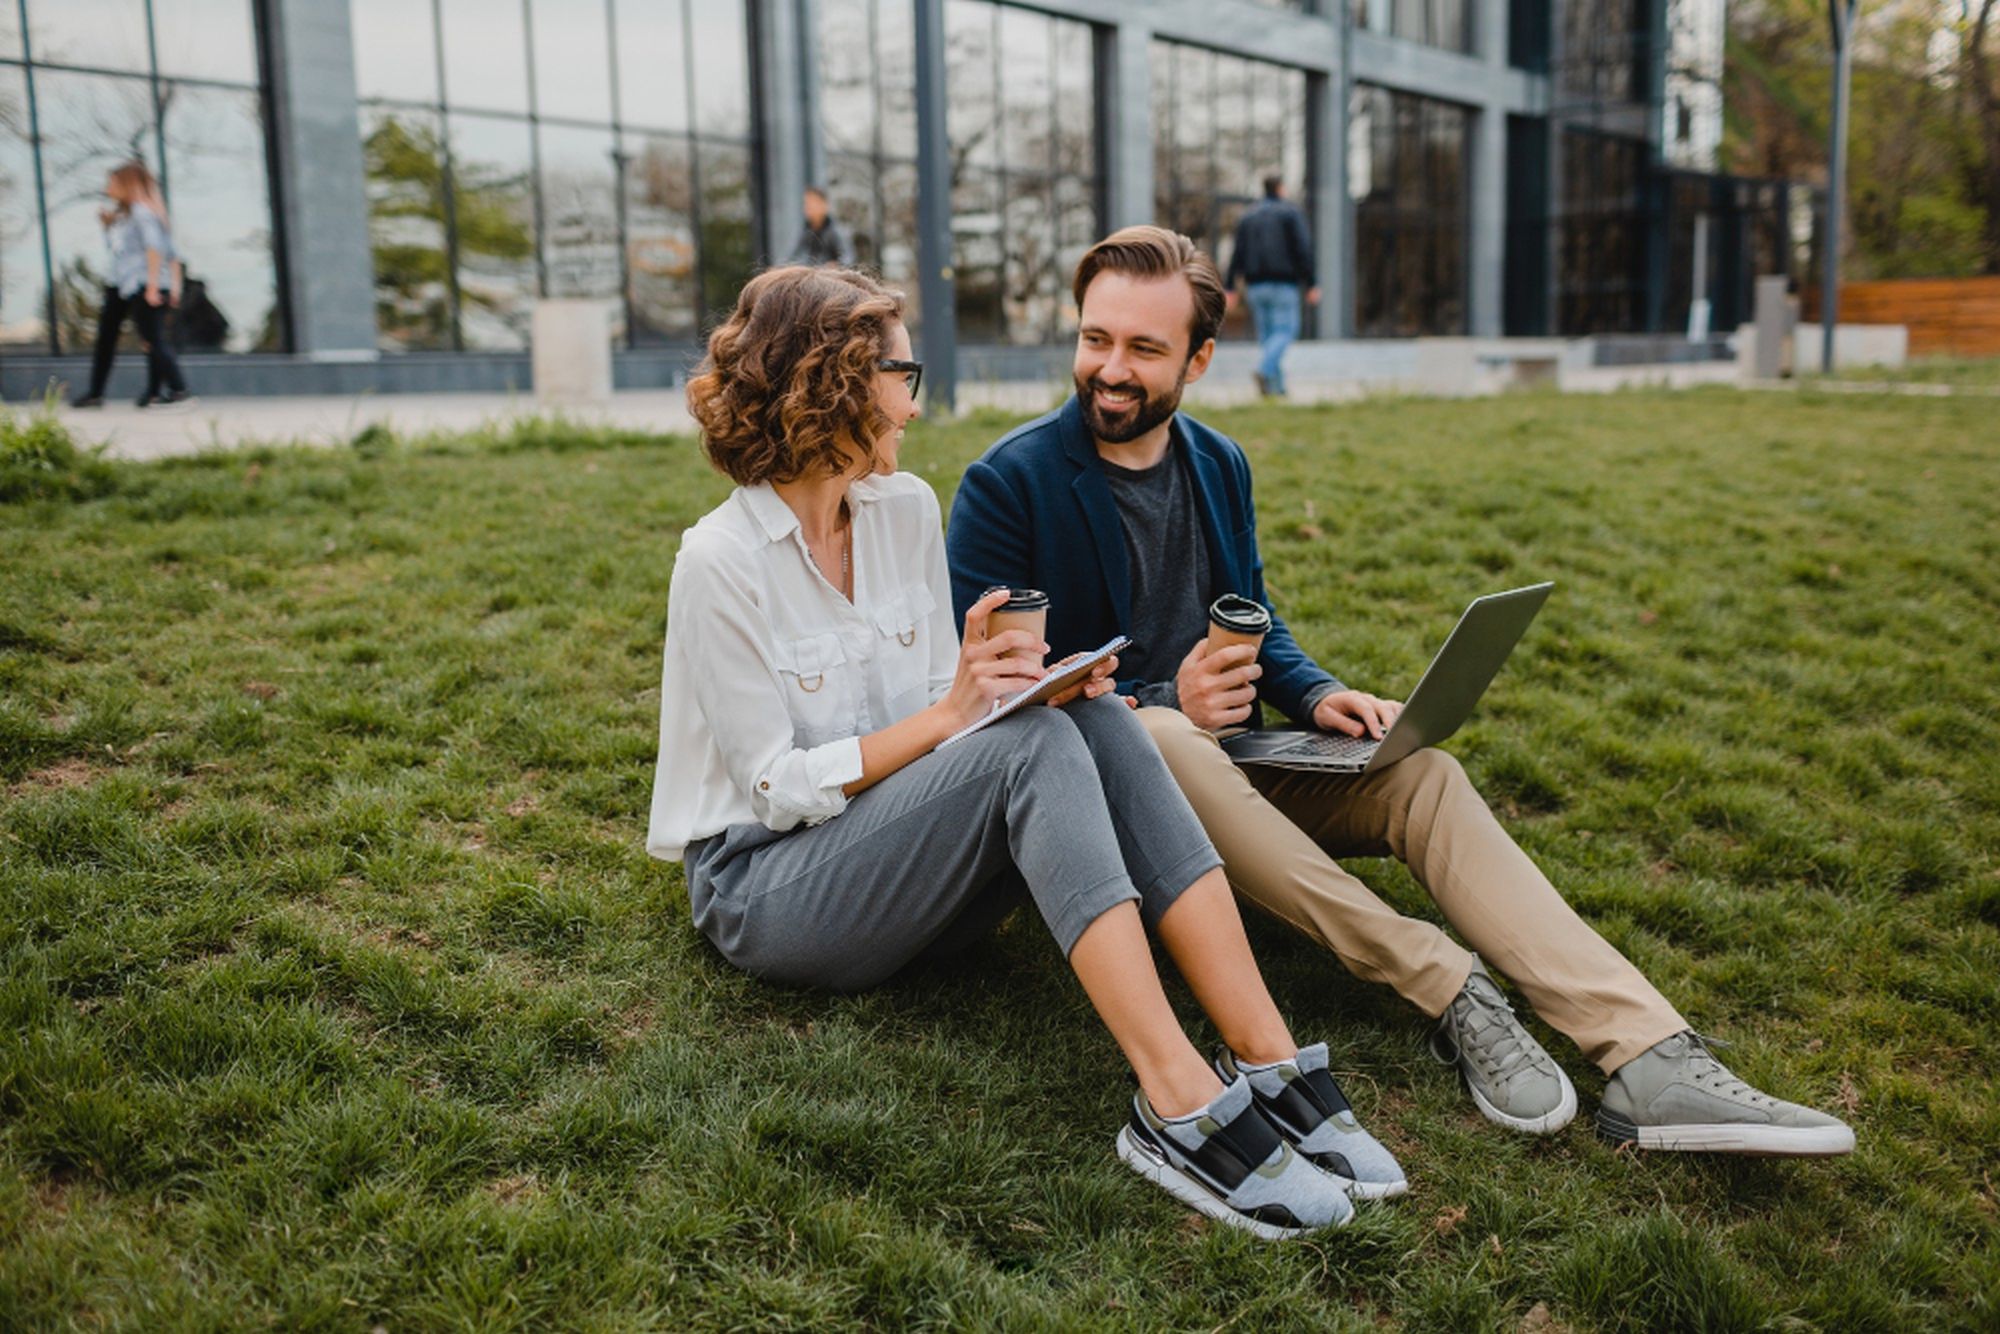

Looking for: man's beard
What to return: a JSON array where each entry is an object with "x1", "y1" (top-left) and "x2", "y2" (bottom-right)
[{"x1": 1075, "y1": 367, "x2": 1187, "y2": 444}]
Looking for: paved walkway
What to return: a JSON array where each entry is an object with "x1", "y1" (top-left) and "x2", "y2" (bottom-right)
[
  {"x1": 19, "y1": 360, "x2": 1765, "y2": 464},
  {"x1": 35, "y1": 391, "x2": 700, "y2": 462}
]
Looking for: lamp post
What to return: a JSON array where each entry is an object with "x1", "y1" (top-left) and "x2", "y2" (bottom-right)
[{"x1": 1821, "y1": 0, "x2": 1858, "y2": 374}]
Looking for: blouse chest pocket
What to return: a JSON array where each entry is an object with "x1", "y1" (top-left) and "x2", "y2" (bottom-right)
[
  {"x1": 772, "y1": 631, "x2": 852, "y2": 746},
  {"x1": 870, "y1": 582, "x2": 935, "y2": 711}
]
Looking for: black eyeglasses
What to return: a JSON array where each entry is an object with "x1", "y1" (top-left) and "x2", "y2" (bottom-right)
[{"x1": 879, "y1": 358, "x2": 923, "y2": 398}]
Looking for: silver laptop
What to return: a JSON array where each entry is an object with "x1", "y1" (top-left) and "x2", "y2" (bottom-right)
[{"x1": 1221, "y1": 582, "x2": 1554, "y2": 774}]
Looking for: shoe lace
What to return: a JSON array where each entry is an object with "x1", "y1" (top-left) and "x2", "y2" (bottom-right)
[
  {"x1": 1678, "y1": 1031, "x2": 1776, "y2": 1107},
  {"x1": 1428, "y1": 983, "x2": 1548, "y2": 1091}
]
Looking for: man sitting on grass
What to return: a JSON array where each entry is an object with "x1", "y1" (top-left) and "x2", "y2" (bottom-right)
[{"x1": 944, "y1": 226, "x2": 1855, "y2": 1157}]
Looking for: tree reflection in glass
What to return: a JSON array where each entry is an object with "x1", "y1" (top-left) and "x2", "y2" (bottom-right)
[{"x1": 363, "y1": 109, "x2": 452, "y2": 350}]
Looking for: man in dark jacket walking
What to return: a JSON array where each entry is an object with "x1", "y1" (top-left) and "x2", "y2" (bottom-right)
[
  {"x1": 1223, "y1": 175, "x2": 1317, "y2": 396},
  {"x1": 786, "y1": 185, "x2": 856, "y2": 267}
]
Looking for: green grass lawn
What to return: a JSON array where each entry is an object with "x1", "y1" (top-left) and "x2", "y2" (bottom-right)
[{"x1": 4, "y1": 387, "x2": 1997, "y2": 1330}]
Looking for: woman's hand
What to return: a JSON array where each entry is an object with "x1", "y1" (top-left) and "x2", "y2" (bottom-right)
[
  {"x1": 1041, "y1": 652, "x2": 1128, "y2": 709},
  {"x1": 940, "y1": 587, "x2": 1048, "y2": 730}
]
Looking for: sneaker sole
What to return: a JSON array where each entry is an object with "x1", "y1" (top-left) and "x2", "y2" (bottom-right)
[
  {"x1": 1114, "y1": 1126, "x2": 1346, "y2": 1240},
  {"x1": 1464, "y1": 1063, "x2": 1578, "y2": 1136},
  {"x1": 1595, "y1": 1109, "x2": 1855, "y2": 1156}
]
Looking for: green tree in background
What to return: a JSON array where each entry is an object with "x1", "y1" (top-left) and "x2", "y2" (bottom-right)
[{"x1": 1727, "y1": 0, "x2": 1999, "y2": 279}]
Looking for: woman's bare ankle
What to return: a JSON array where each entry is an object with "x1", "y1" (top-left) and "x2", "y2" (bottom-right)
[{"x1": 1142, "y1": 1063, "x2": 1226, "y2": 1120}]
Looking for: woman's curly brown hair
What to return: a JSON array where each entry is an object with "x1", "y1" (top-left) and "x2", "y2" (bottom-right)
[{"x1": 686, "y1": 266, "x2": 906, "y2": 486}]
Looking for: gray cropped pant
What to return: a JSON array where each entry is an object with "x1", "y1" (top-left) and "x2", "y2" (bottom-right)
[{"x1": 684, "y1": 695, "x2": 1222, "y2": 992}]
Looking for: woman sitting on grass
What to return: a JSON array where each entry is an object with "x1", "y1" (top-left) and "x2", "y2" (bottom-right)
[{"x1": 647, "y1": 265, "x2": 1407, "y2": 1237}]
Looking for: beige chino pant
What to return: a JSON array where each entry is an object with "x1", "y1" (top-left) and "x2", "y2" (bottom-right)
[{"x1": 1137, "y1": 708, "x2": 1687, "y2": 1074}]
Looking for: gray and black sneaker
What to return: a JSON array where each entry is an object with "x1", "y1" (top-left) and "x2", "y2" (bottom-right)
[
  {"x1": 1598, "y1": 1031, "x2": 1855, "y2": 1156},
  {"x1": 1116, "y1": 1074, "x2": 1355, "y2": 1240},
  {"x1": 1218, "y1": 1044, "x2": 1408, "y2": 1200},
  {"x1": 1429, "y1": 958, "x2": 1578, "y2": 1135}
]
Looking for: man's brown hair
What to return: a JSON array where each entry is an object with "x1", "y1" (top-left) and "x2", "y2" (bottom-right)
[
  {"x1": 685, "y1": 266, "x2": 905, "y2": 486},
  {"x1": 1071, "y1": 225, "x2": 1226, "y2": 354}
]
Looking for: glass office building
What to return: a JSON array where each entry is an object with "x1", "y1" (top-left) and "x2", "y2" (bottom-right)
[{"x1": 1, "y1": 0, "x2": 1794, "y2": 399}]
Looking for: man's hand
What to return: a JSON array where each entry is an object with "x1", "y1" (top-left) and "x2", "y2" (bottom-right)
[
  {"x1": 144, "y1": 286, "x2": 163, "y2": 307},
  {"x1": 1176, "y1": 640, "x2": 1261, "y2": 731},
  {"x1": 1313, "y1": 689, "x2": 1402, "y2": 739},
  {"x1": 1224, "y1": 289, "x2": 1240, "y2": 311},
  {"x1": 1305, "y1": 286, "x2": 1322, "y2": 307}
]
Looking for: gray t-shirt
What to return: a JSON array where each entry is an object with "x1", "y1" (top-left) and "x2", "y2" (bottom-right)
[{"x1": 1100, "y1": 437, "x2": 1213, "y2": 708}]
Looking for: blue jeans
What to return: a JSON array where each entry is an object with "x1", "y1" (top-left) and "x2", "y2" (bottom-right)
[{"x1": 1246, "y1": 282, "x2": 1302, "y2": 395}]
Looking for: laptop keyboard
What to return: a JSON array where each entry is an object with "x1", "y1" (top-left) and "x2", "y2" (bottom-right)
[{"x1": 1279, "y1": 732, "x2": 1380, "y2": 762}]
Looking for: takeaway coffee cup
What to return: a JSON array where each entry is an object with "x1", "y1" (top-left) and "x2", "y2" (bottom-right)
[
  {"x1": 1207, "y1": 594, "x2": 1271, "y2": 656},
  {"x1": 984, "y1": 586, "x2": 1049, "y2": 665}
]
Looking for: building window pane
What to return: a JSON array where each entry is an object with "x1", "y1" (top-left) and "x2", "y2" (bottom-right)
[
  {"x1": 1002, "y1": 177, "x2": 1055, "y2": 345},
  {"x1": 31, "y1": 69, "x2": 156, "y2": 353},
  {"x1": 538, "y1": 122, "x2": 620, "y2": 298},
  {"x1": 351, "y1": 0, "x2": 439, "y2": 104},
  {"x1": 1054, "y1": 19, "x2": 1092, "y2": 178},
  {"x1": 2, "y1": 4, "x2": 25, "y2": 60},
  {"x1": 612, "y1": 0, "x2": 688, "y2": 132},
  {"x1": 945, "y1": 1, "x2": 997, "y2": 173},
  {"x1": 152, "y1": 0, "x2": 260, "y2": 85},
  {"x1": 361, "y1": 106, "x2": 451, "y2": 350},
  {"x1": 1350, "y1": 84, "x2": 1469, "y2": 336},
  {"x1": 818, "y1": 0, "x2": 876, "y2": 158},
  {"x1": 998, "y1": 6, "x2": 1051, "y2": 178},
  {"x1": 951, "y1": 166, "x2": 1001, "y2": 342},
  {"x1": 449, "y1": 113, "x2": 536, "y2": 349},
  {"x1": 876, "y1": 0, "x2": 916, "y2": 160},
  {"x1": 1, "y1": 67, "x2": 49, "y2": 349},
  {"x1": 1152, "y1": 38, "x2": 1307, "y2": 339},
  {"x1": 822, "y1": 152, "x2": 879, "y2": 267},
  {"x1": 689, "y1": 2, "x2": 750, "y2": 138},
  {"x1": 624, "y1": 131, "x2": 696, "y2": 342},
  {"x1": 161, "y1": 81, "x2": 279, "y2": 351},
  {"x1": 439, "y1": 0, "x2": 530, "y2": 116},
  {"x1": 531, "y1": 0, "x2": 612, "y2": 125},
  {"x1": 24, "y1": 0, "x2": 151, "y2": 75},
  {"x1": 878, "y1": 157, "x2": 919, "y2": 324},
  {"x1": 696, "y1": 139, "x2": 755, "y2": 322}
]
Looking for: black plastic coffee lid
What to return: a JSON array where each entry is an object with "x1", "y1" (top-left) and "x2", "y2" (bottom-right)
[
  {"x1": 1208, "y1": 593, "x2": 1271, "y2": 632},
  {"x1": 984, "y1": 586, "x2": 1050, "y2": 612}
]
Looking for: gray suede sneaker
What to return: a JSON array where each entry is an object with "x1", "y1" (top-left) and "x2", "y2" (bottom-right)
[
  {"x1": 1430, "y1": 959, "x2": 1578, "y2": 1135},
  {"x1": 1597, "y1": 1031, "x2": 1855, "y2": 1156}
]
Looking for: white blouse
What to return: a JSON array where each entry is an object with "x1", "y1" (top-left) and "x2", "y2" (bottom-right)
[{"x1": 646, "y1": 472, "x2": 960, "y2": 861}]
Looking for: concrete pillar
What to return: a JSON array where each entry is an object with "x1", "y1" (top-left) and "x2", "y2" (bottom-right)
[
  {"x1": 1468, "y1": 0, "x2": 1509, "y2": 336},
  {"x1": 912, "y1": 0, "x2": 957, "y2": 410},
  {"x1": 1101, "y1": 19, "x2": 1155, "y2": 230},
  {"x1": 1308, "y1": 69, "x2": 1346, "y2": 338},
  {"x1": 757, "y1": 0, "x2": 814, "y2": 264},
  {"x1": 262, "y1": 0, "x2": 379, "y2": 359}
]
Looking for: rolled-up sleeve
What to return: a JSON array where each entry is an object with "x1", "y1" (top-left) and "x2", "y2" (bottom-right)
[{"x1": 673, "y1": 540, "x2": 862, "y2": 831}]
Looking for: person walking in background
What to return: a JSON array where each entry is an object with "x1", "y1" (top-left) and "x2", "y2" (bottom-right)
[
  {"x1": 785, "y1": 185, "x2": 856, "y2": 268},
  {"x1": 1223, "y1": 175, "x2": 1317, "y2": 398},
  {"x1": 67, "y1": 161, "x2": 193, "y2": 410}
]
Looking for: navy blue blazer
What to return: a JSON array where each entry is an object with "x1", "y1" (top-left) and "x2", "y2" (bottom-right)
[{"x1": 946, "y1": 396, "x2": 1340, "y2": 725}]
